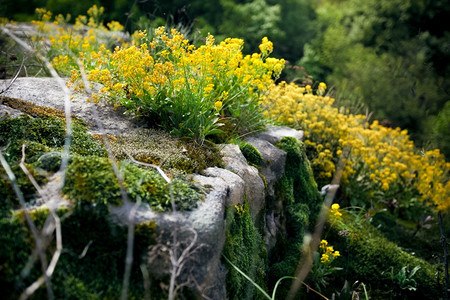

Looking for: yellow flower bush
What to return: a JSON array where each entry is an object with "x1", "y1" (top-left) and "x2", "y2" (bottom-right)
[
  {"x1": 66, "y1": 25, "x2": 284, "y2": 142},
  {"x1": 264, "y1": 82, "x2": 449, "y2": 213},
  {"x1": 35, "y1": 6, "x2": 285, "y2": 143}
]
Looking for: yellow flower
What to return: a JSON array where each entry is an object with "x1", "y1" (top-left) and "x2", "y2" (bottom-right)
[
  {"x1": 320, "y1": 239, "x2": 328, "y2": 249},
  {"x1": 320, "y1": 254, "x2": 330, "y2": 263},
  {"x1": 204, "y1": 83, "x2": 214, "y2": 95},
  {"x1": 214, "y1": 100, "x2": 223, "y2": 111},
  {"x1": 331, "y1": 203, "x2": 340, "y2": 210}
]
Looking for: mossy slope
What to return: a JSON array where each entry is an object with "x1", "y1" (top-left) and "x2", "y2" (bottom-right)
[{"x1": 0, "y1": 99, "x2": 208, "y2": 298}]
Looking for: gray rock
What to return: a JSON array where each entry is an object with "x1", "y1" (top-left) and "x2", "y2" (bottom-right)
[
  {"x1": 244, "y1": 137, "x2": 286, "y2": 200},
  {"x1": 2, "y1": 76, "x2": 303, "y2": 299},
  {"x1": 0, "y1": 77, "x2": 139, "y2": 135},
  {"x1": 109, "y1": 172, "x2": 229, "y2": 300},
  {"x1": 252, "y1": 125, "x2": 304, "y2": 144},
  {"x1": 220, "y1": 144, "x2": 265, "y2": 220},
  {"x1": 202, "y1": 166, "x2": 245, "y2": 207},
  {"x1": 0, "y1": 103, "x2": 25, "y2": 119}
]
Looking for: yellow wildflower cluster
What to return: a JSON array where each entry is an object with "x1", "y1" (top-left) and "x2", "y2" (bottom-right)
[
  {"x1": 264, "y1": 82, "x2": 450, "y2": 212},
  {"x1": 319, "y1": 240, "x2": 340, "y2": 264},
  {"x1": 30, "y1": 6, "x2": 124, "y2": 77},
  {"x1": 330, "y1": 203, "x2": 342, "y2": 219}
]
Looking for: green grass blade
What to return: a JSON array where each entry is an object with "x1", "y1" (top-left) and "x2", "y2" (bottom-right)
[
  {"x1": 271, "y1": 276, "x2": 296, "y2": 299},
  {"x1": 223, "y1": 255, "x2": 272, "y2": 300}
]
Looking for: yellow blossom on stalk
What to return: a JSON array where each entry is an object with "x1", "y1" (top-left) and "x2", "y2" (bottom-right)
[
  {"x1": 61, "y1": 20, "x2": 284, "y2": 141},
  {"x1": 259, "y1": 36, "x2": 273, "y2": 57},
  {"x1": 319, "y1": 239, "x2": 340, "y2": 264},
  {"x1": 107, "y1": 21, "x2": 124, "y2": 31},
  {"x1": 317, "y1": 82, "x2": 327, "y2": 96},
  {"x1": 320, "y1": 254, "x2": 330, "y2": 263},
  {"x1": 214, "y1": 101, "x2": 223, "y2": 111},
  {"x1": 330, "y1": 203, "x2": 342, "y2": 218},
  {"x1": 305, "y1": 85, "x2": 312, "y2": 93}
]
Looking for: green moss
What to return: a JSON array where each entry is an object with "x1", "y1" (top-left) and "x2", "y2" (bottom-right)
[
  {"x1": 0, "y1": 217, "x2": 30, "y2": 297},
  {"x1": 180, "y1": 139, "x2": 224, "y2": 173},
  {"x1": 223, "y1": 201, "x2": 267, "y2": 300},
  {"x1": 0, "y1": 116, "x2": 106, "y2": 163},
  {"x1": 63, "y1": 155, "x2": 122, "y2": 206},
  {"x1": 239, "y1": 142, "x2": 263, "y2": 166},
  {"x1": 0, "y1": 202, "x2": 157, "y2": 299},
  {"x1": 64, "y1": 156, "x2": 203, "y2": 211},
  {"x1": 276, "y1": 137, "x2": 322, "y2": 222},
  {"x1": 60, "y1": 276, "x2": 99, "y2": 300},
  {"x1": 267, "y1": 136, "x2": 323, "y2": 298},
  {"x1": 0, "y1": 117, "x2": 66, "y2": 155},
  {"x1": 371, "y1": 212, "x2": 447, "y2": 264},
  {"x1": 328, "y1": 213, "x2": 443, "y2": 299},
  {"x1": 70, "y1": 121, "x2": 107, "y2": 157}
]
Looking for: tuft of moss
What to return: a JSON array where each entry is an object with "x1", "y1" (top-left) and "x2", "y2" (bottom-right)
[
  {"x1": 0, "y1": 116, "x2": 106, "y2": 163},
  {"x1": 63, "y1": 155, "x2": 122, "y2": 206},
  {"x1": 239, "y1": 142, "x2": 263, "y2": 166},
  {"x1": 64, "y1": 155, "x2": 203, "y2": 211},
  {"x1": 276, "y1": 137, "x2": 322, "y2": 222},
  {"x1": 70, "y1": 121, "x2": 107, "y2": 157},
  {"x1": 0, "y1": 117, "x2": 66, "y2": 152},
  {"x1": 0, "y1": 216, "x2": 30, "y2": 296},
  {"x1": 0, "y1": 203, "x2": 156, "y2": 299},
  {"x1": 223, "y1": 200, "x2": 267, "y2": 300},
  {"x1": 180, "y1": 139, "x2": 224, "y2": 173},
  {"x1": 0, "y1": 162, "x2": 47, "y2": 213},
  {"x1": 0, "y1": 96, "x2": 68, "y2": 119}
]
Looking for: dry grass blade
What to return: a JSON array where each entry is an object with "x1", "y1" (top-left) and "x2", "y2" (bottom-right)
[
  {"x1": 0, "y1": 151, "x2": 54, "y2": 299},
  {"x1": 287, "y1": 148, "x2": 349, "y2": 299}
]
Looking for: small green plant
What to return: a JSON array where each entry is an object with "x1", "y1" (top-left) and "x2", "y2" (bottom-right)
[
  {"x1": 382, "y1": 265, "x2": 421, "y2": 292},
  {"x1": 307, "y1": 239, "x2": 342, "y2": 292}
]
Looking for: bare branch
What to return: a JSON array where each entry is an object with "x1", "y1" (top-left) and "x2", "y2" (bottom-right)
[
  {"x1": 0, "y1": 54, "x2": 25, "y2": 95},
  {"x1": 0, "y1": 26, "x2": 73, "y2": 191},
  {"x1": 1, "y1": 26, "x2": 74, "y2": 300},
  {"x1": 0, "y1": 151, "x2": 54, "y2": 299},
  {"x1": 73, "y1": 59, "x2": 136, "y2": 300},
  {"x1": 19, "y1": 143, "x2": 64, "y2": 298},
  {"x1": 140, "y1": 264, "x2": 151, "y2": 300}
]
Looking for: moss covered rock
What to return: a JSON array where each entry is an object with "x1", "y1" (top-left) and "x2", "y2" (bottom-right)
[
  {"x1": 268, "y1": 136, "x2": 323, "y2": 298},
  {"x1": 328, "y1": 213, "x2": 444, "y2": 299},
  {"x1": 64, "y1": 155, "x2": 203, "y2": 211}
]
